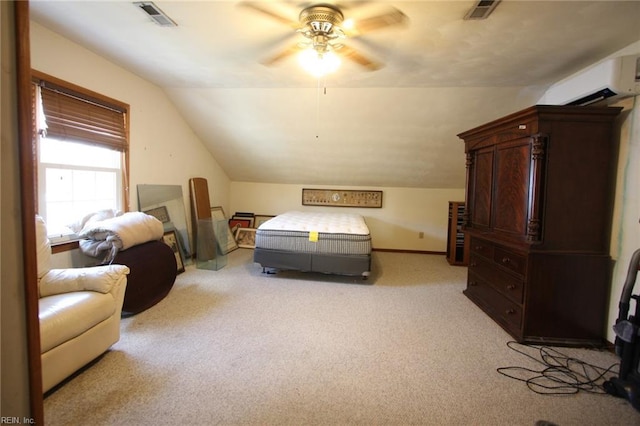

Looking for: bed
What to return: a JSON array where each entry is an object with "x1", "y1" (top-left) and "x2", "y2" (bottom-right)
[{"x1": 253, "y1": 211, "x2": 372, "y2": 279}]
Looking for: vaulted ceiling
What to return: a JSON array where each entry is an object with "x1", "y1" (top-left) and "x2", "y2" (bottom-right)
[{"x1": 30, "y1": 1, "x2": 640, "y2": 188}]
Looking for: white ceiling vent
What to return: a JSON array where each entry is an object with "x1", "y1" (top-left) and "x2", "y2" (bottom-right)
[
  {"x1": 464, "y1": 0, "x2": 501, "y2": 20},
  {"x1": 134, "y1": 2, "x2": 177, "y2": 27}
]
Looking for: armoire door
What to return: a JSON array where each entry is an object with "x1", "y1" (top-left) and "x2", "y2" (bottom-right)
[
  {"x1": 492, "y1": 138, "x2": 532, "y2": 239},
  {"x1": 468, "y1": 146, "x2": 494, "y2": 229}
]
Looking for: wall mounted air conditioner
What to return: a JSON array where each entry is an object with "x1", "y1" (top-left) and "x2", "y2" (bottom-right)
[{"x1": 541, "y1": 54, "x2": 640, "y2": 106}]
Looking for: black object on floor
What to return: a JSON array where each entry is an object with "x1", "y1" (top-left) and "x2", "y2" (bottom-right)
[{"x1": 604, "y1": 248, "x2": 640, "y2": 412}]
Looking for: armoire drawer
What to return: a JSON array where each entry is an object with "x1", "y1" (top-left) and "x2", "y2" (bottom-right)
[
  {"x1": 469, "y1": 237, "x2": 493, "y2": 259},
  {"x1": 468, "y1": 254, "x2": 524, "y2": 303},
  {"x1": 466, "y1": 273, "x2": 522, "y2": 332},
  {"x1": 493, "y1": 246, "x2": 526, "y2": 276},
  {"x1": 470, "y1": 237, "x2": 527, "y2": 276}
]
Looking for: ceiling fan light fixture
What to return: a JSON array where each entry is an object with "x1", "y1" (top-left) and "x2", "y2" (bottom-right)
[
  {"x1": 310, "y1": 21, "x2": 334, "y2": 33},
  {"x1": 300, "y1": 5, "x2": 344, "y2": 28},
  {"x1": 341, "y1": 18, "x2": 355, "y2": 31},
  {"x1": 244, "y1": 2, "x2": 406, "y2": 73},
  {"x1": 298, "y1": 49, "x2": 341, "y2": 77}
]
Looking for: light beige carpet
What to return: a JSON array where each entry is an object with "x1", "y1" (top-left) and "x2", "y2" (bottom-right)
[{"x1": 44, "y1": 249, "x2": 639, "y2": 425}]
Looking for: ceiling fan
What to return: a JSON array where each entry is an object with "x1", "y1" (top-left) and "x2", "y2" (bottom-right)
[{"x1": 239, "y1": 2, "x2": 408, "y2": 75}]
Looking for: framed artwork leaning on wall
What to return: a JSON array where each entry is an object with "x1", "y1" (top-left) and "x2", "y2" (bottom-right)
[
  {"x1": 235, "y1": 228, "x2": 256, "y2": 249},
  {"x1": 162, "y1": 230, "x2": 185, "y2": 273},
  {"x1": 211, "y1": 206, "x2": 238, "y2": 254}
]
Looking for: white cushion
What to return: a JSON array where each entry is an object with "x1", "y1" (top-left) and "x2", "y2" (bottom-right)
[
  {"x1": 39, "y1": 265, "x2": 129, "y2": 298},
  {"x1": 39, "y1": 291, "x2": 115, "y2": 353},
  {"x1": 35, "y1": 215, "x2": 51, "y2": 279}
]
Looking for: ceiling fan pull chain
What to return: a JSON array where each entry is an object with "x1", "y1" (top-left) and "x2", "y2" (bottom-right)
[{"x1": 315, "y1": 77, "x2": 321, "y2": 139}]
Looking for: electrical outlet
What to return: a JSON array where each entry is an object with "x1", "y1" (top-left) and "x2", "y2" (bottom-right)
[{"x1": 418, "y1": 232, "x2": 424, "y2": 239}]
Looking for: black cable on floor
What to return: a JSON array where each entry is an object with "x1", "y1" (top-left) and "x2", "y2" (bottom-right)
[{"x1": 497, "y1": 341, "x2": 619, "y2": 395}]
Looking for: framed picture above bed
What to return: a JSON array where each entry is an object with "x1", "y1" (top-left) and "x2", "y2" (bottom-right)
[{"x1": 302, "y1": 189, "x2": 383, "y2": 208}]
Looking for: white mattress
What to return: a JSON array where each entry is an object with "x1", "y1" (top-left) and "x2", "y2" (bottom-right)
[
  {"x1": 257, "y1": 211, "x2": 370, "y2": 235},
  {"x1": 255, "y1": 211, "x2": 371, "y2": 255}
]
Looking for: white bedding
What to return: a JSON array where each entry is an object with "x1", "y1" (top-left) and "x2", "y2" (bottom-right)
[
  {"x1": 258, "y1": 211, "x2": 370, "y2": 235},
  {"x1": 78, "y1": 211, "x2": 164, "y2": 262}
]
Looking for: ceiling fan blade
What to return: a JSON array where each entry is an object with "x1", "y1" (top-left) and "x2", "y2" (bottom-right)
[
  {"x1": 345, "y1": 7, "x2": 408, "y2": 36},
  {"x1": 261, "y1": 43, "x2": 305, "y2": 66},
  {"x1": 335, "y1": 44, "x2": 382, "y2": 71},
  {"x1": 238, "y1": 2, "x2": 298, "y2": 28}
]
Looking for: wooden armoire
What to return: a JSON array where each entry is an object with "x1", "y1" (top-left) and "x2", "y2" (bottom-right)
[{"x1": 458, "y1": 105, "x2": 621, "y2": 346}]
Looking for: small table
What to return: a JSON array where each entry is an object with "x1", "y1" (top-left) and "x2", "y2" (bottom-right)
[{"x1": 113, "y1": 240, "x2": 177, "y2": 316}]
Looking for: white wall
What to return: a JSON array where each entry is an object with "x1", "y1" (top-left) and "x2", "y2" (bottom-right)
[
  {"x1": 230, "y1": 182, "x2": 465, "y2": 251},
  {"x1": 29, "y1": 22, "x2": 231, "y2": 245}
]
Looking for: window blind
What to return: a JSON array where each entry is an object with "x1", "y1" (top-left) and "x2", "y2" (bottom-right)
[{"x1": 38, "y1": 82, "x2": 127, "y2": 152}]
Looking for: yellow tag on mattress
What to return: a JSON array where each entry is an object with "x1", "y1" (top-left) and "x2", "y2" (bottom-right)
[{"x1": 309, "y1": 231, "x2": 319, "y2": 242}]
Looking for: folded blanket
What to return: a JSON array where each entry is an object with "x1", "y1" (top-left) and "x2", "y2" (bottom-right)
[
  {"x1": 68, "y1": 208, "x2": 122, "y2": 234},
  {"x1": 78, "y1": 212, "x2": 164, "y2": 263}
]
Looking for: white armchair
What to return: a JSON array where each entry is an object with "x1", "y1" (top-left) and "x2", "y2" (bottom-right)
[{"x1": 36, "y1": 216, "x2": 129, "y2": 392}]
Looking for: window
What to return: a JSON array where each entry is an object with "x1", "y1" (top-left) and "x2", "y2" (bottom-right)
[
  {"x1": 38, "y1": 138, "x2": 123, "y2": 238},
  {"x1": 32, "y1": 71, "x2": 130, "y2": 242}
]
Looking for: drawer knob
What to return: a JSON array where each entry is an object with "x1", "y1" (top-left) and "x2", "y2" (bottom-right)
[
  {"x1": 470, "y1": 262, "x2": 477, "y2": 267},
  {"x1": 502, "y1": 257, "x2": 511, "y2": 264},
  {"x1": 506, "y1": 284, "x2": 516, "y2": 290},
  {"x1": 469, "y1": 281, "x2": 478, "y2": 287},
  {"x1": 506, "y1": 309, "x2": 516, "y2": 315},
  {"x1": 475, "y1": 245, "x2": 483, "y2": 250}
]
